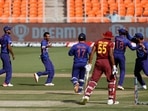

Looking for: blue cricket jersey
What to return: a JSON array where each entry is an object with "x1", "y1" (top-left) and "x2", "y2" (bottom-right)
[
  {"x1": 0, "y1": 34, "x2": 12, "y2": 54},
  {"x1": 126, "y1": 34, "x2": 148, "y2": 59},
  {"x1": 40, "y1": 39, "x2": 49, "y2": 58},
  {"x1": 68, "y1": 42, "x2": 91, "y2": 63},
  {"x1": 114, "y1": 35, "x2": 138, "y2": 54},
  {"x1": 136, "y1": 41, "x2": 148, "y2": 59}
]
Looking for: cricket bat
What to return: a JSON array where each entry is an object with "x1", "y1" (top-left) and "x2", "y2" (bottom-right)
[{"x1": 84, "y1": 71, "x2": 90, "y2": 88}]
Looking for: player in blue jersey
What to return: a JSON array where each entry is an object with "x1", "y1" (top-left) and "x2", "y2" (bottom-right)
[
  {"x1": 0, "y1": 26, "x2": 15, "y2": 87},
  {"x1": 68, "y1": 33, "x2": 91, "y2": 94},
  {"x1": 127, "y1": 33, "x2": 148, "y2": 89},
  {"x1": 34, "y1": 32, "x2": 55, "y2": 86},
  {"x1": 114, "y1": 28, "x2": 140, "y2": 90}
]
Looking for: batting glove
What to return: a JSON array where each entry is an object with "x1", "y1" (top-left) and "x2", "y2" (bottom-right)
[
  {"x1": 85, "y1": 64, "x2": 92, "y2": 72},
  {"x1": 112, "y1": 65, "x2": 118, "y2": 75}
]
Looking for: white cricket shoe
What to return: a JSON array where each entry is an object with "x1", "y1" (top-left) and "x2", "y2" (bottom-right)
[
  {"x1": 44, "y1": 83, "x2": 55, "y2": 86},
  {"x1": 107, "y1": 99, "x2": 119, "y2": 105},
  {"x1": 142, "y1": 85, "x2": 147, "y2": 89},
  {"x1": 80, "y1": 96, "x2": 89, "y2": 105},
  {"x1": 117, "y1": 85, "x2": 124, "y2": 90},
  {"x1": 34, "y1": 73, "x2": 39, "y2": 83},
  {"x1": 3, "y1": 83, "x2": 13, "y2": 87}
]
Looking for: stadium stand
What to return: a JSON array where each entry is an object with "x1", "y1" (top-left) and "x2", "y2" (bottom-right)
[
  {"x1": 0, "y1": 0, "x2": 147, "y2": 23},
  {"x1": 0, "y1": 0, "x2": 45, "y2": 23},
  {"x1": 67, "y1": 0, "x2": 148, "y2": 23}
]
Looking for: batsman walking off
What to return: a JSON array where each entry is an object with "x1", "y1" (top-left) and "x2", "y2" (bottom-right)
[
  {"x1": 68, "y1": 33, "x2": 91, "y2": 94},
  {"x1": 80, "y1": 31, "x2": 118, "y2": 105},
  {"x1": 0, "y1": 26, "x2": 15, "y2": 87},
  {"x1": 34, "y1": 32, "x2": 55, "y2": 86}
]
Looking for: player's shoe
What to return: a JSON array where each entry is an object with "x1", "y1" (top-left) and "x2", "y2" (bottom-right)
[
  {"x1": 79, "y1": 96, "x2": 89, "y2": 105},
  {"x1": 44, "y1": 83, "x2": 55, "y2": 86},
  {"x1": 34, "y1": 73, "x2": 39, "y2": 83},
  {"x1": 3, "y1": 83, "x2": 13, "y2": 87},
  {"x1": 117, "y1": 85, "x2": 124, "y2": 90},
  {"x1": 74, "y1": 82, "x2": 79, "y2": 93},
  {"x1": 77, "y1": 88, "x2": 83, "y2": 95},
  {"x1": 77, "y1": 92, "x2": 83, "y2": 95},
  {"x1": 142, "y1": 85, "x2": 147, "y2": 89},
  {"x1": 107, "y1": 99, "x2": 119, "y2": 105}
]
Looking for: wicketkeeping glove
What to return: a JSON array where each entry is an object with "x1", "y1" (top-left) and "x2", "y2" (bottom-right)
[
  {"x1": 112, "y1": 65, "x2": 118, "y2": 75},
  {"x1": 85, "y1": 64, "x2": 92, "y2": 72}
]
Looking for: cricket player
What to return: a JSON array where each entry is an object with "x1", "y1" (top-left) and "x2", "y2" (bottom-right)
[
  {"x1": 114, "y1": 28, "x2": 140, "y2": 90},
  {"x1": 80, "y1": 31, "x2": 118, "y2": 105},
  {"x1": 128, "y1": 33, "x2": 148, "y2": 89},
  {"x1": 68, "y1": 33, "x2": 91, "y2": 94},
  {"x1": 34, "y1": 32, "x2": 55, "y2": 86},
  {"x1": 0, "y1": 26, "x2": 15, "y2": 87}
]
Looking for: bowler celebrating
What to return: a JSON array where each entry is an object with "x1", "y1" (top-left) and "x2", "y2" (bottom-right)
[{"x1": 34, "y1": 32, "x2": 55, "y2": 86}]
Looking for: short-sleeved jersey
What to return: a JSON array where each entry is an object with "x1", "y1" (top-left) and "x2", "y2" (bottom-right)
[
  {"x1": 136, "y1": 41, "x2": 148, "y2": 60},
  {"x1": 94, "y1": 38, "x2": 114, "y2": 59},
  {"x1": 40, "y1": 39, "x2": 49, "y2": 58},
  {"x1": 0, "y1": 34, "x2": 12, "y2": 54},
  {"x1": 68, "y1": 42, "x2": 91, "y2": 63},
  {"x1": 114, "y1": 35, "x2": 138, "y2": 54}
]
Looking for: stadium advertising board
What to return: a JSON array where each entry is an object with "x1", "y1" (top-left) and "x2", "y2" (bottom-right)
[{"x1": 0, "y1": 23, "x2": 148, "y2": 42}]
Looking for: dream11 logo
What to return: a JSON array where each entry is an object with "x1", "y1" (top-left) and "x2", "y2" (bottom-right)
[{"x1": 12, "y1": 24, "x2": 29, "y2": 42}]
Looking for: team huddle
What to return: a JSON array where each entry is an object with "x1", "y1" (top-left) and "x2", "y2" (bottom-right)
[{"x1": 0, "y1": 25, "x2": 148, "y2": 105}]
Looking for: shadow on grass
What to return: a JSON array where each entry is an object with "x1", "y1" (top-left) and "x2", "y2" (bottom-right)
[
  {"x1": 17, "y1": 83, "x2": 43, "y2": 86},
  {"x1": 62, "y1": 100, "x2": 78, "y2": 104},
  {"x1": 67, "y1": 100, "x2": 107, "y2": 105}
]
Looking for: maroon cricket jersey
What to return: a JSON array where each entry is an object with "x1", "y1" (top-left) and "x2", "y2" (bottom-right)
[{"x1": 94, "y1": 38, "x2": 114, "y2": 59}]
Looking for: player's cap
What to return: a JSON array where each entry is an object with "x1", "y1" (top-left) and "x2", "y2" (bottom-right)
[
  {"x1": 103, "y1": 31, "x2": 114, "y2": 38},
  {"x1": 3, "y1": 26, "x2": 12, "y2": 31},
  {"x1": 118, "y1": 28, "x2": 127, "y2": 35},
  {"x1": 78, "y1": 33, "x2": 86, "y2": 41},
  {"x1": 134, "y1": 33, "x2": 143, "y2": 39}
]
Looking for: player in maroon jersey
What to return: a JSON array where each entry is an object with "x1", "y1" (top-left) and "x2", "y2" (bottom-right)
[{"x1": 80, "y1": 31, "x2": 119, "y2": 105}]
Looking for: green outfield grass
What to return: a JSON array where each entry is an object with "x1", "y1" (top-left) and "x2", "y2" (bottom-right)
[
  {"x1": 0, "y1": 47, "x2": 147, "y2": 111},
  {"x1": 11, "y1": 47, "x2": 73, "y2": 74},
  {"x1": 8, "y1": 47, "x2": 137, "y2": 74}
]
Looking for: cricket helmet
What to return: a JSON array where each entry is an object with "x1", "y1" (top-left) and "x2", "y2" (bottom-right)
[{"x1": 78, "y1": 33, "x2": 86, "y2": 41}]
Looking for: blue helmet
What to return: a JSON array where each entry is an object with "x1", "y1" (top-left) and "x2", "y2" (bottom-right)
[
  {"x1": 134, "y1": 33, "x2": 143, "y2": 39},
  {"x1": 78, "y1": 33, "x2": 86, "y2": 41},
  {"x1": 118, "y1": 28, "x2": 127, "y2": 35}
]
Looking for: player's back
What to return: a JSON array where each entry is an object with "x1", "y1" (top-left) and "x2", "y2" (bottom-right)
[
  {"x1": 68, "y1": 42, "x2": 91, "y2": 63},
  {"x1": 95, "y1": 38, "x2": 113, "y2": 59},
  {"x1": 114, "y1": 35, "x2": 130, "y2": 54}
]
